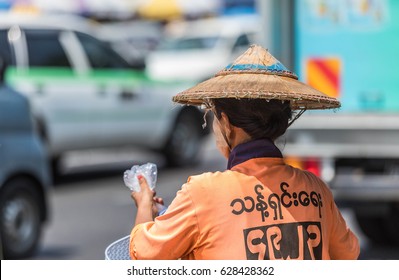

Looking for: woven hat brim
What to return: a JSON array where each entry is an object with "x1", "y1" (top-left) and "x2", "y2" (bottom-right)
[{"x1": 173, "y1": 73, "x2": 341, "y2": 110}]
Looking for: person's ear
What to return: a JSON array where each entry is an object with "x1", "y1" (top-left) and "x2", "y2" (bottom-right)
[{"x1": 220, "y1": 112, "x2": 232, "y2": 138}]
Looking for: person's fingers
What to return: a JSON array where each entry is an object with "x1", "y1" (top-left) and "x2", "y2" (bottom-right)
[
  {"x1": 154, "y1": 197, "x2": 164, "y2": 205},
  {"x1": 137, "y1": 175, "x2": 151, "y2": 192}
]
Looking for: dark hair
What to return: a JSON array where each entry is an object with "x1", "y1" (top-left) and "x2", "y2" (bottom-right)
[{"x1": 213, "y1": 98, "x2": 292, "y2": 140}]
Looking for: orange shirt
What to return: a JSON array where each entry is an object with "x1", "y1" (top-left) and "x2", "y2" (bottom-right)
[{"x1": 130, "y1": 140, "x2": 360, "y2": 260}]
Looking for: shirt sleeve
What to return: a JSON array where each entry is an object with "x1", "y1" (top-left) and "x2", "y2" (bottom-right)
[
  {"x1": 328, "y1": 200, "x2": 360, "y2": 260},
  {"x1": 129, "y1": 184, "x2": 200, "y2": 260}
]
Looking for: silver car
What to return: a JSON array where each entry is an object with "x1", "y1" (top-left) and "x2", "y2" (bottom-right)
[{"x1": 0, "y1": 65, "x2": 51, "y2": 259}]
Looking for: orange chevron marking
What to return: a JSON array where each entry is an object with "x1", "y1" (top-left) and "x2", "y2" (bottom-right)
[{"x1": 306, "y1": 58, "x2": 341, "y2": 98}]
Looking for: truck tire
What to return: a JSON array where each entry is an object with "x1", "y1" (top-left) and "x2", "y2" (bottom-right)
[
  {"x1": 355, "y1": 214, "x2": 388, "y2": 246},
  {"x1": 164, "y1": 111, "x2": 202, "y2": 167},
  {"x1": 0, "y1": 177, "x2": 43, "y2": 259},
  {"x1": 356, "y1": 208, "x2": 399, "y2": 247},
  {"x1": 384, "y1": 206, "x2": 399, "y2": 246}
]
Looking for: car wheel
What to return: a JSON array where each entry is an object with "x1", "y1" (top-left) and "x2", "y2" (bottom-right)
[
  {"x1": 355, "y1": 214, "x2": 387, "y2": 245},
  {"x1": 383, "y1": 205, "x2": 399, "y2": 246},
  {"x1": 36, "y1": 119, "x2": 62, "y2": 179},
  {"x1": 0, "y1": 177, "x2": 42, "y2": 259},
  {"x1": 164, "y1": 111, "x2": 202, "y2": 167},
  {"x1": 51, "y1": 156, "x2": 63, "y2": 179},
  {"x1": 355, "y1": 205, "x2": 399, "y2": 247}
]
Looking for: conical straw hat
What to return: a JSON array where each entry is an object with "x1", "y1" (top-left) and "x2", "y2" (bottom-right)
[{"x1": 172, "y1": 44, "x2": 340, "y2": 110}]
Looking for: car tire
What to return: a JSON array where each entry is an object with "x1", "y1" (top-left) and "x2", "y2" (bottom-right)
[
  {"x1": 355, "y1": 214, "x2": 387, "y2": 245},
  {"x1": 0, "y1": 177, "x2": 43, "y2": 259},
  {"x1": 383, "y1": 205, "x2": 399, "y2": 246},
  {"x1": 164, "y1": 111, "x2": 203, "y2": 167},
  {"x1": 51, "y1": 156, "x2": 63, "y2": 179}
]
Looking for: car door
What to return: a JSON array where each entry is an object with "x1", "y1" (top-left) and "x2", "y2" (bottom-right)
[
  {"x1": 5, "y1": 28, "x2": 96, "y2": 153},
  {"x1": 74, "y1": 31, "x2": 165, "y2": 148}
]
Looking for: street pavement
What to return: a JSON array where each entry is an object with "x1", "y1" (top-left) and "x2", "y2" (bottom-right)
[{"x1": 29, "y1": 136, "x2": 399, "y2": 260}]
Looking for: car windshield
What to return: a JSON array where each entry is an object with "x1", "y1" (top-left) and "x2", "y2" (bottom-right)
[
  {"x1": 157, "y1": 36, "x2": 218, "y2": 51},
  {"x1": 76, "y1": 32, "x2": 132, "y2": 69}
]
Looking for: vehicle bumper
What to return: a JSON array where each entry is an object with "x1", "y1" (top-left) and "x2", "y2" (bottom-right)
[{"x1": 331, "y1": 174, "x2": 399, "y2": 201}]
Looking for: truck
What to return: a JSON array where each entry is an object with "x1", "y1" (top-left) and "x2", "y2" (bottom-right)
[{"x1": 258, "y1": 0, "x2": 399, "y2": 245}]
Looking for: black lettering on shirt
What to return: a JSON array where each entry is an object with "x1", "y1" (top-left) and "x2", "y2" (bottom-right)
[
  {"x1": 230, "y1": 182, "x2": 323, "y2": 222},
  {"x1": 243, "y1": 222, "x2": 322, "y2": 260}
]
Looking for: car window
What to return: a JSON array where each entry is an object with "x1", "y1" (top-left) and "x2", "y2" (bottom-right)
[
  {"x1": 76, "y1": 32, "x2": 130, "y2": 69},
  {"x1": 0, "y1": 30, "x2": 12, "y2": 65},
  {"x1": 25, "y1": 30, "x2": 71, "y2": 67},
  {"x1": 233, "y1": 34, "x2": 250, "y2": 50},
  {"x1": 158, "y1": 37, "x2": 218, "y2": 51}
]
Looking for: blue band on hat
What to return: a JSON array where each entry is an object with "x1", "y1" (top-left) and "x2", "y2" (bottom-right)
[{"x1": 224, "y1": 62, "x2": 290, "y2": 72}]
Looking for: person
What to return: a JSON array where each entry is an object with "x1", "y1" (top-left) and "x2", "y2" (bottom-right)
[{"x1": 129, "y1": 45, "x2": 360, "y2": 260}]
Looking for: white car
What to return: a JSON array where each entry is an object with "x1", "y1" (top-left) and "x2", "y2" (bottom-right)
[
  {"x1": 145, "y1": 15, "x2": 261, "y2": 82},
  {"x1": 0, "y1": 13, "x2": 210, "y2": 175}
]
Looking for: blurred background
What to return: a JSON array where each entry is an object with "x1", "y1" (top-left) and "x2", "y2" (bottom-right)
[{"x1": 0, "y1": 0, "x2": 398, "y2": 260}]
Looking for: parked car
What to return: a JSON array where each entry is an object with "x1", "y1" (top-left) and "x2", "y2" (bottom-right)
[
  {"x1": 0, "y1": 59, "x2": 51, "y2": 259},
  {"x1": 145, "y1": 15, "x2": 261, "y2": 82},
  {"x1": 0, "y1": 13, "x2": 210, "y2": 175},
  {"x1": 96, "y1": 20, "x2": 163, "y2": 70}
]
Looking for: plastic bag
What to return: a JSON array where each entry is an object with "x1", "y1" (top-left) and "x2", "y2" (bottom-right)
[{"x1": 123, "y1": 162, "x2": 157, "y2": 192}]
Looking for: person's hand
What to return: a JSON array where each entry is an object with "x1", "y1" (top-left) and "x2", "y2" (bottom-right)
[
  {"x1": 131, "y1": 175, "x2": 154, "y2": 208},
  {"x1": 131, "y1": 175, "x2": 164, "y2": 224}
]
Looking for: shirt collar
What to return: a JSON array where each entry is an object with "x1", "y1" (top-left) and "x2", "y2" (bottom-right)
[{"x1": 227, "y1": 138, "x2": 282, "y2": 170}]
